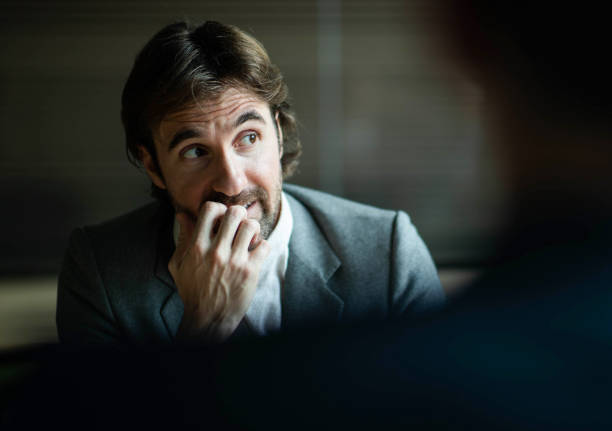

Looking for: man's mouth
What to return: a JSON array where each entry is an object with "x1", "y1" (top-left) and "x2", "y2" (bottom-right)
[{"x1": 244, "y1": 201, "x2": 255, "y2": 210}]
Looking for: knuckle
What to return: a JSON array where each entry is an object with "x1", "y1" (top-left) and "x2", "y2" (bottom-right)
[
  {"x1": 204, "y1": 201, "x2": 225, "y2": 214},
  {"x1": 228, "y1": 205, "x2": 247, "y2": 218},
  {"x1": 245, "y1": 219, "x2": 260, "y2": 231},
  {"x1": 208, "y1": 248, "x2": 225, "y2": 266},
  {"x1": 228, "y1": 258, "x2": 242, "y2": 273},
  {"x1": 191, "y1": 242, "x2": 206, "y2": 259}
]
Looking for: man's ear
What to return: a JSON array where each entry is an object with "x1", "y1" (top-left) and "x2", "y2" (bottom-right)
[
  {"x1": 139, "y1": 145, "x2": 167, "y2": 190},
  {"x1": 275, "y1": 111, "x2": 283, "y2": 159}
]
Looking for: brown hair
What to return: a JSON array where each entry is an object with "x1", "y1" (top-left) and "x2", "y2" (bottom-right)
[{"x1": 121, "y1": 21, "x2": 301, "y2": 200}]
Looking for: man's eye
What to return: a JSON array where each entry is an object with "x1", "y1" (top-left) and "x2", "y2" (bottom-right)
[
  {"x1": 239, "y1": 133, "x2": 258, "y2": 146},
  {"x1": 182, "y1": 146, "x2": 207, "y2": 159}
]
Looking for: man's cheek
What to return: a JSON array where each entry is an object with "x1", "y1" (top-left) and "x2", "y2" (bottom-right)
[{"x1": 166, "y1": 187, "x2": 199, "y2": 221}]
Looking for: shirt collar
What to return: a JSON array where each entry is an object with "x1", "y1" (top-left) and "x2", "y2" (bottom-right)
[{"x1": 265, "y1": 192, "x2": 293, "y2": 259}]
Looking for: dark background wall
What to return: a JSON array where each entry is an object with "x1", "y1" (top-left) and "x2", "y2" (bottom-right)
[{"x1": 0, "y1": 0, "x2": 507, "y2": 275}]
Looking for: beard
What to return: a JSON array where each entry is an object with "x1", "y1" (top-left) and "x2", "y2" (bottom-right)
[
  {"x1": 170, "y1": 183, "x2": 282, "y2": 241},
  {"x1": 204, "y1": 186, "x2": 281, "y2": 240}
]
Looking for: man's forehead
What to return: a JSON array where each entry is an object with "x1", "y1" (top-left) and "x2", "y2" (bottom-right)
[{"x1": 161, "y1": 88, "x2": 267, "y2": 125}]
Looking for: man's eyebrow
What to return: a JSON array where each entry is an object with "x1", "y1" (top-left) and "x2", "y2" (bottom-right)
[
  {"x1": 234, "y1": 110, "x2": 266, "y2": 128},
  {"x1": 168, "y1": 128, "x2": 202, "y2": 152}
]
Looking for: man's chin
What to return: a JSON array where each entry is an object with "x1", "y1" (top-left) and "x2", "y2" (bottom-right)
[{"x1": 246, "y1": 198, "x2": 278, "y2": 241}]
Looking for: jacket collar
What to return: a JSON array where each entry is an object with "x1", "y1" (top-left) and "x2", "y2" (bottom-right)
[
  {"x1": 152, "y1": 205, "x2": 182, "y2": 338},
  {"x1": 155, "y1": 205, "x2": 175, "y2": 289},
  {"x1": 281, "y1": 193, "x2": 343, "y2": 331}
]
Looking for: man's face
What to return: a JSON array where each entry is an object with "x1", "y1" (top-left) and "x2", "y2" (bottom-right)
[{"x1": 142, "y1": 87, "x2": 284, "y2": 240}]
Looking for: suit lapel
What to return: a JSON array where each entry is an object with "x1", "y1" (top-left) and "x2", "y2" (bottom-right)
[{"x1": 282, "y1": 193, "x2": 344, "y2": 331}]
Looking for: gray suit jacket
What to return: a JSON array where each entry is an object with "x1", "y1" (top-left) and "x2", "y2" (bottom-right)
[{"x1": 57, "y1": 184, "x2": 443, "y2": 344}]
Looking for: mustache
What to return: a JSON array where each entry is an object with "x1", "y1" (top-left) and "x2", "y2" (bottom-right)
[{"x1": 200, "y1": 187, "x2": 269, "y2": 208}]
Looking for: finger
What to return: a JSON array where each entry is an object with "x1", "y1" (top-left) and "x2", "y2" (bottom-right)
[
  {"x1": 214, "y1": 205, "x2": 248, "y2": 253},
  {"x1": 249, "y1": 239, "x2": 271, "y2": 268},
  {"x1": 194, "y1": 201, "x2": 227, "y2": 250},
  {"x1": 232, "y1": 218, "x2": 260, "y2": 256}
]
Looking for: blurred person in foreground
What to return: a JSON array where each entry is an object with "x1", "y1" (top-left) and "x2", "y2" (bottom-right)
[
  {"x1": 205, "y1": 2, "x2": 612, "y2": 428},
  {"x1": 436, "y1": 1, "x2": 612, "y2": 301},
  {"x1": 158, "y1": 2, "x2": 612, "y2": 428},
  {"x1": 55, "y1": 21, "x2": 443, "y2": 345},
  {"x1": 243, "y1": 2, "x2": 612, "y2": 428}
]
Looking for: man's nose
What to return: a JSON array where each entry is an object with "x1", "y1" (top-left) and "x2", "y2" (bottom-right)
[{"x1": 211, "y1": 151, "x2": 248, "y2": 197}]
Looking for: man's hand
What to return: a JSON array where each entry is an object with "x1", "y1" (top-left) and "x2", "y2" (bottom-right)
[{"x1": 168, "y1": 202, "x2": 270, "y2": 343}]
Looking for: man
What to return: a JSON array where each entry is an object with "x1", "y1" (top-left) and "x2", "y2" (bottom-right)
[{"x1": 56, "y1": 20, "x2": 443, "y2": 344}]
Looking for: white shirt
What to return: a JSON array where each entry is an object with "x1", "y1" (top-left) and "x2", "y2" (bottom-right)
[
  {"x1": 245, "y1": 192, "x2": 293, "y2": 335},
  {"x1": 173, "y1": 192, "x2": 293, "y2": 336}
]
